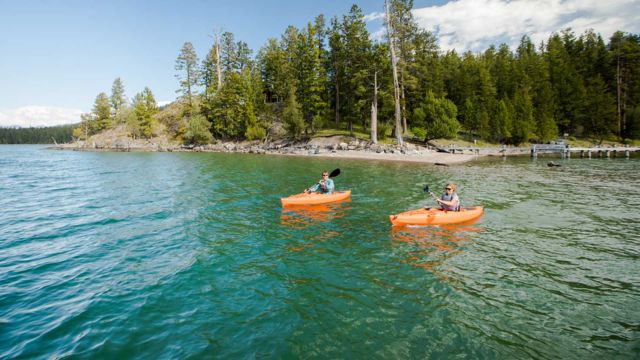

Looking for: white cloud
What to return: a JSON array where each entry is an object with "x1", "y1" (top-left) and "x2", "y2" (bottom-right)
[
  {"x1": 0, "y1": 106, "x2": 83, "y2": 128},
  {"x1": 363, "y1": 11, "x2": 385, "y2": 23},
  {"x1": 157, "y1": 100, "x2": 172, "y2": 107},
  {"x1": 381, "y1": 0, "x2": 640, "y2": 53}
]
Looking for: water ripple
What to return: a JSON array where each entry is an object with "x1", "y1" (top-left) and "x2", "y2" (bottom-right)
[{"x1": 1, "y1": 147, "x2": 639, "y2": 358}]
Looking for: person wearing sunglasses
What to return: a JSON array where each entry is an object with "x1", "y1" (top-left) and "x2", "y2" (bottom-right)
[
  {"x1": 436, "y1": 183, "x2": 460, "y2": 211},
  {"x1": 304, "y1": 170, "x2": 335, "y2": 194}
]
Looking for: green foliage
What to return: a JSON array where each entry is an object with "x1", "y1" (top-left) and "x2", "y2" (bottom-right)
[
  {"x1": 245, "y1": 124, "x2": 266, "y2": 140},
  {"x1": 583, "y1": 76, "x2": 617, "y2": 143},
  {"x1": 412, "y1": 91, "x2": 460, "y2": 140},
  {"x1": 156, "y1": 101, "x2": 187, "y2": 140},
  {"x1": 377, "y1": 121, "x2": 392, "y2": 140},
  {"x1": 511, "y1": 86, "x2": 535, "y2": 144},
  {"x1": 92, "y1": 92, "x2": 112, "y2": 132},
  {"x1": 628, "y1": 105, "x2": 640, "y2": 139},
  {"x1": 0, "y1": 124, "x2": 75, "y2": 144},
  {"x1": 110, "y1": 77, "x2": 127, "y2": 116},
  {"x1": 83, "y1": 13, "x2": 640, "y2": 145},
  {"x1": 282, "y1": 86, "x2": 305, "y2": 139},
  {"x1": 609, "y1": 31, "x2": 640, "y2": 139},
  {"x1": 129, "y1": 87, "x2": 158, "y2": 139},
  {"x1": 201, "y1": 38, "x2": 222, "y2": 99},
  {"x1": 184, "y1": 114, "x2": 213, "y2": 145},
  {"x1": 410, "y1": 127, "x2": 426, "y2": 139},
  {"x1": 208, "y1": 70, "x2": 258, "y2": 140},
  {"x1": 257, "y1": 38, "x2": 290, "y2": 102},
  {"x1": 73, "y1": 113, "x2": 93, "y2": 140}
]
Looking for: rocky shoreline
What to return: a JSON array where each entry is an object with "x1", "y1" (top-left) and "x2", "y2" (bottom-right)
[{"x1": 51, "y1": 135, "x2": 531, "y2": 165}]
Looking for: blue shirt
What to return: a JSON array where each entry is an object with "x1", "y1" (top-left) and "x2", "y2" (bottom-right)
[{"x1": 308, "y1": 178, "x2": 334, "y2": 194}]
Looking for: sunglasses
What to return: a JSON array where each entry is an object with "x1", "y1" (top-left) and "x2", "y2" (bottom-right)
[{"x1": 445, "y1": 188, "x2": 452, "y2": 190}]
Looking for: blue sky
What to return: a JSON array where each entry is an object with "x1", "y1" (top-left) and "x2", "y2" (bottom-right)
[{"x1": 1, "y1": 0, "x2": 638, "y2": 127}]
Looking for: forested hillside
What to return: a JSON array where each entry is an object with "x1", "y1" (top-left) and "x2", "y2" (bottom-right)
[
  {"x1": 74, "y1": 1, "x2": 640, "y2": 146},
  {"x1": 0, "y1": 125, "x2": 75, "y2": 144}
]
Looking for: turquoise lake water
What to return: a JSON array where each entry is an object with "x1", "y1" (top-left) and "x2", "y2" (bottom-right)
[{"x1": 1, "y1": 145, "x2": 639, "y2": 359}]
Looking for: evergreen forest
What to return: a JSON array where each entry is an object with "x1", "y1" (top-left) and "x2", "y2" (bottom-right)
[
  {"x1": 0, "y1": 125, "x2": 75, "y2": 144},
  {"x1": 74, "y1": 1, "x2": 640, "y2": 146}
]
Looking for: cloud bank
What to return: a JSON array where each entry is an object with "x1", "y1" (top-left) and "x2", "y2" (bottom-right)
[
  {"x1": 368, "y1": 0, "x2": 640, "y2": 53},
  {"x1": 0, "y1": 106, "x2": 83, "y2": 128}
]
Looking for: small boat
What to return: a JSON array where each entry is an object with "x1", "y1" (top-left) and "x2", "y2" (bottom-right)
[
  {"x1": 389, "y1": 206, "x2": 484, "y2": 226},
  {"x1": 281, "y1": 190, "x2": 351, "y2": 206}
]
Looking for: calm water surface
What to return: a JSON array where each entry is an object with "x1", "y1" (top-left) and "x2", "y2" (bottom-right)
[{"x1": 1, "y1": 145, "x2": 639, "y2": 359}]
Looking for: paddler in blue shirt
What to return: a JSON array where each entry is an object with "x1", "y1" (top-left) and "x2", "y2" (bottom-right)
[{"x1": 304, "y1": 170, "x2": 335, "y2": 194}]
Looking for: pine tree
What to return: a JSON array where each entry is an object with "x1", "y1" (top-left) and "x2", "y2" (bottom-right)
[
  {"x1": 184, "y1": 114, "x2": 213, "y2": 145},
  {"x1": 257, "y1": 38, "x2": 289, "y2": 102},
  {"x1": 546, "y1": 33, "x2": 586, "y2": 137},
  {"x1": 282, "y1": 85, "x2": 305, "y2": 139},
  {"x1": 388, "y1": 0, "x2": 420, "y2": 134},
  {"x1": 92, "y1": 92, "x2": 111, "y2": 132},
  {"x1": 128, "y1": 87, "x2": 158, "y2": 139},
  {"x1": 328, "y1": 16, "x2": 345, "y2": 129},
  {"x1": 110, "y1": 78, "x2": 127, "y2": 117},
  {"x1": 583, "y1": 75, "x2": 616, "y2": 143},
  {"x1": 175, "y1": 42, "x2": 200, "y2": 110},
  {"x1": 340, "y1": 5, "x2": 372, "y2": 135},
  {"x1": 294, "y1": 22, "x2": 329, "y2": 132},
  {"x1": 412, "y1": 90, "x2": 459, "y2": 141},
  {"x1": 609, "y1": 31, "x2": 640, "y2": 140},
  {"x1": 492, "y1": 99, "x2": 512, "y2": 142}
]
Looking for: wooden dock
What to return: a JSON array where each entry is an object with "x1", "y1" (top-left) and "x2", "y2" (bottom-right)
[
  {"x1": 531, "y1": 144, "x2": 640, "y2": 158},
  {"x1": 434, "y1": 143, "x2": 640, "y2": 158}
]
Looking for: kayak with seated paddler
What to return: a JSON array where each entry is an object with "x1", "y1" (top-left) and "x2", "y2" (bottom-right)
[
  {"x1": 281, "y1": 190, "x2": 351, "y2": 206},
  {"x1": 389, "y1": 206, "x2": 483, "y2": 226}
]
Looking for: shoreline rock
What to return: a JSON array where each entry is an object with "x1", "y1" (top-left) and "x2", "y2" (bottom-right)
[{"x1": 50, "y1": 135, "x2": 530, "y2": 165}]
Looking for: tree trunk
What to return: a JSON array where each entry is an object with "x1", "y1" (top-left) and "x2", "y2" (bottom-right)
[
  {"x1": 400, "y1": 80, "x2": 407, "y2": 134},
  {"x1": 385, "y1": 0, "x2": 403, "y2": 146},
  {"x1": 215, "y1": 33, "x2": 222, "y2": 91},
  {"x1": 371, "y1": 70, "x2": 378, "y2": 144},
  {"x1": 187, "y1": 68, "x2": 192, "y2": 109},
  {"x1": 617, "y1": 51, "x2": 622, "y2": 140},
  {"x1": 335, "y1": 81, "x2": 341, "y2": 129}
]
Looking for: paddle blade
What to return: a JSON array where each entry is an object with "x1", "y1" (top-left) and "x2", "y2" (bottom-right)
[
  {"x1": 423, "y1": 185, "x2": 430, "y2": 193},
  {"x1": 329, "y1": 168, "x2": 340, "y2": 178}
]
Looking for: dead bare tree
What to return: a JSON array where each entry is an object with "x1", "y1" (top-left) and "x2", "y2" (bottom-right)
[{"x1": 385, "y1": 0, "x2": 403, "y2": 146}]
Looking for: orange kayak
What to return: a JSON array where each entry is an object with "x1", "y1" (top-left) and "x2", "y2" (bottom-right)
[
  {"x1": 281, "y1": 190, "x2": 351, "y2": 206},
  {"x1": 389, "y1": 206, "x2": 484, "y2": 226}
]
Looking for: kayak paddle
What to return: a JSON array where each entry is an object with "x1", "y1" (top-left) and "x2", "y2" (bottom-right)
[{"x1": 423, "y1": 185, "x2": 439, "y2": 201}]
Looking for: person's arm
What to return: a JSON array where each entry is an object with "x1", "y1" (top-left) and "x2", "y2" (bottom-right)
[{"x1": 306, "y1": 182, "x2": 320, "y2": 193}]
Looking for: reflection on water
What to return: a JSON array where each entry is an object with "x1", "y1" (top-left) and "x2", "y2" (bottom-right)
[
  {"x1": 391, "y1": 220, "x2": 483, "y2": 277},
  {"x1": 280, "y1": 199, "x2": 350, "y2": 229}
]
